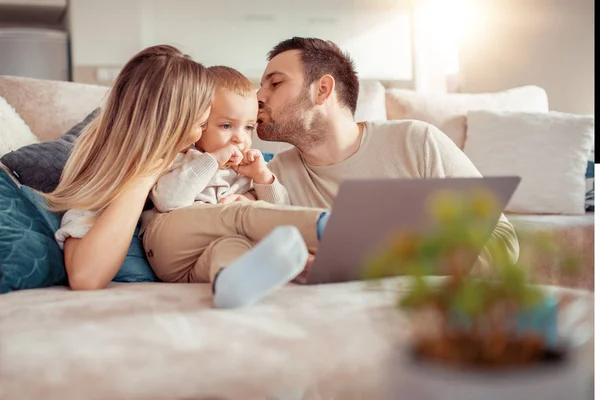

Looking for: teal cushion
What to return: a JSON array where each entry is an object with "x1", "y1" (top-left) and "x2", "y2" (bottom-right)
[
  {"x1": 21, "y1": 182, "x2": 158, "y2": 283},
  {"x1": 1, "y1": 169, "x2": 158, "y2": 293},
  {"x1": 116, "y1": 224, "x2": 158, "y2": 283},
  {"x1": 0, "y1": 170, "x2": 67, "y2": 293},
  {"x1": 262, "y1": 152, "x2": 274, "y2": 163},
  {"x1": 20, "y1": 185, "x2": 61, "y2": 232}
]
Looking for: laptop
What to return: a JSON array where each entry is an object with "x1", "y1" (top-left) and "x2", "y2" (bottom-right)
[{"x1": 304, "y1": 176, "x2": 521, "y2": 285}]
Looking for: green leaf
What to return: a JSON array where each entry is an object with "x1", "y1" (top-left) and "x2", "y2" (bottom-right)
[
  {"x1": 362, "y1": 250, "x2": 398, "y2": 280},
  {"x1": 450, "y1": 278, "x2": 485, "y2": 317},
  {"x1": 501, "y1": 263, "x2": 527, "y2": 293},
  {"x1": 399, "y1": 276, "x2": 431, "y2": 310},
  {"x1": 399, "y1": 291, "x2": 420, "y2": 309}
]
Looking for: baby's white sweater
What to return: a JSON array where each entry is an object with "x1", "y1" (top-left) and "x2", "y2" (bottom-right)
[
  {"x1": 150, "y1": 147, "x2": 289, "y2": 212},
  {"x1": 151, "y1": 148, "x2": 250, "y2": 212}
]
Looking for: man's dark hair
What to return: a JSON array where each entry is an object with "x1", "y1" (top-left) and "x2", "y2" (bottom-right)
[{"x1": 268, "y1": 37, "x2": 359, "y2": 115}]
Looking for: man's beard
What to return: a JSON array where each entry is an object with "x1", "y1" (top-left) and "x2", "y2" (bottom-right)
[{"x1": 257, "y1": 90, "x2": 327, "y2": 150}]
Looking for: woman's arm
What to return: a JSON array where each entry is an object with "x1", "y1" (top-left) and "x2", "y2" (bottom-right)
[{"x1": 64, "y1": 176, "x2": 156, "y2": 290}]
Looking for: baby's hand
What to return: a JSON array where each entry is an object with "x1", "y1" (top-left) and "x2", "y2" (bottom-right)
[
  {"x1": 234, "y1": 149, "x2": 274, "y2": 184},
  {"x1": 209, "y1": 144, "x2": 243, "y2": 169}
]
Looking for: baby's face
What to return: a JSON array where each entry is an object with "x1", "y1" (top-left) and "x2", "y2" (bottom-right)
[{"x1": 196, "y1": 88, "x2": 258, "y2": 153}]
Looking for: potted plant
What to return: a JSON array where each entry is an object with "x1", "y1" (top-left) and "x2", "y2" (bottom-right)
[{"x1": 363, "y1": 188, "x2": 593, "y2": 400}]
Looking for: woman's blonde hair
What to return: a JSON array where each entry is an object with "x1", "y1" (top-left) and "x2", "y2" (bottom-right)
[{"x1": 43, "y1": 45, "x2": 215, "y2": 213}]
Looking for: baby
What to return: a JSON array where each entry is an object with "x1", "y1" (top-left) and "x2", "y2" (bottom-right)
[
  {"x1": 150, "y1": 66, "x2": 278, "y2": 212},
  {"x1": 143, "y1": 66, "x2": 329, "y2": 308}
]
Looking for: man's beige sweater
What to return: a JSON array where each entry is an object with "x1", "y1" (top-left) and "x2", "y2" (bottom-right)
[{"x1": 253, "y1": 119, "x2": 519, "y2": 268}]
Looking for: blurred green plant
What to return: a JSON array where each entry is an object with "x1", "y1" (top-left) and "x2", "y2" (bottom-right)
[{"x1": 363, "y1": 188, "x2": 582, "y2": 367}]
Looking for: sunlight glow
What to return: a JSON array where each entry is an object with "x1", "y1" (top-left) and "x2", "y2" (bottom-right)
[{"x1": 413, "y1": 0, "x2": 482, "y2": 75}]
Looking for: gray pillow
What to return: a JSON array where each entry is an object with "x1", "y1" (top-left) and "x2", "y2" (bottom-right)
[{"x1": 1, "y1": 109, "x2": 100, "y2": 193}]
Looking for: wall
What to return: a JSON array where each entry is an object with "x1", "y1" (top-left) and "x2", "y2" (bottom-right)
[
  {"x1": 0, "y1": 0, "x2": 69, "y2": 80},
  {"x1": 69, "y1": 0, "x2": 414, "y2": 86},
  {"x1": 457, "y1": 0, "x2": 594, "y2": 115}
]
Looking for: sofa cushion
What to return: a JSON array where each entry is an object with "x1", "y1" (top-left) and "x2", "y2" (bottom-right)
[
  {"x1": 0, "y1": 168, "x2": 159, "y2": 291},
  {"x1": 20, "y1": 185, "x2": 61, "y2": 232},
  {"x1": 355, "y1": 80, "x2": 387, "y2": 122},
  {"x1": 585, "y1": 149, "x2": 594, "y2": 212},
  {"x1": 117, "y1": 224, "x2": 159, "y2": 283},
  {"x1": 463, "y1": 110, "x2": 594, "y2": 215},
  {"x1": 0, "y1": 169, "x2": 68, "y2": 293},
  {"x1": 507, "y1": 212, "x2": 594, "y2": 290},
  {"x1": 0, "y1": 95, "x2": 39, "y2": 158},
  {"x1": 262, "y1": 152, "x2": 274, "y2": 163},
  {"x1": 20, "y1": 181, "x2": 158, "y2": 283},
  {"x1": 385, "y1": 86, "x2": 549, "y2": 149},
  {"x1": 0, "y1": 161, "x2": 19, "y2": 186},
  {"x1": 0, "y1": 75, "x2": 108, "y2": 142},
  {"x1": 1, "y1": 109, "x2": 100, "y2": 193}
]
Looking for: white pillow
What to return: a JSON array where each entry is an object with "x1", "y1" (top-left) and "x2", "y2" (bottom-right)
[
  {"x1": 355, "y1": 80, "x2": 387, "y2": 122},
  {"x1": 385, "y1": 86, "x2": 549, "y2": 149},
  {"x1": 463, "y1": 110, "x2": 594, "y2": 215},
  {"x1": 0, "y1": 96, "x2": 39, "y2": 158}
]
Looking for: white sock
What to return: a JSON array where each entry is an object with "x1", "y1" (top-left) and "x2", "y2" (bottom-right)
[{"x1": 213, "y1": 225, "x2": 308, "y2": 309}]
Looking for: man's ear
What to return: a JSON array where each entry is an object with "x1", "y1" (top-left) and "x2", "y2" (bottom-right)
[{"x1": 315, "y1": 75, "x2": 335, "y2": 105}]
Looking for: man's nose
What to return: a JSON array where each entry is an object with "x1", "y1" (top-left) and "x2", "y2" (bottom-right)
[{"x1": 257, "y1": 86, "x2": 266, "y2": 107}]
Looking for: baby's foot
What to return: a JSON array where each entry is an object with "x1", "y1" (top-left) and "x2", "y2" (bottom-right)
[{"x1": 213, "y1": 225, "x2": 309, "y2": 309}]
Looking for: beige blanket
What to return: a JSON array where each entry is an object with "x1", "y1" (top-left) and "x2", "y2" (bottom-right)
[
  {"x1": 0, "y1": 280, "x2": 592, "y2": 400},
  {"x1": 0, "y1": 280, "x2": 406, "y2": 399}
]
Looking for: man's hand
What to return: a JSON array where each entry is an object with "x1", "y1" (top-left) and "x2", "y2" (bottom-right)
[
  {"x1": 209, "y1": 144, "x2": 243, "y2": 169},
  {"x1": 234, "y1": 149, "x2": 274, "y2": 184},
  {"x1": 219, "y1": 193, "x2": 253, "y2": 204}
]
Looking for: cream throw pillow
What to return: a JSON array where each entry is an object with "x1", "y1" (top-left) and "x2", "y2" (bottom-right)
[
  {"x1": 355, "y1": 80, "x2": 387, "y2": 122},
  {"x1": 385, "y1": 86, "x2": 549, "y2": 149},
  {"x1": 0, "y1": 95, "x2": 38, "y2": 158},
  {"x1": 463, "y1": 110, "x2": 594, "y2": 215}
]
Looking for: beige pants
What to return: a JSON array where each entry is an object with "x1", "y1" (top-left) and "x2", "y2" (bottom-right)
[{"x1": 142, "y1": 200, "x2": 326, "y2": 284}]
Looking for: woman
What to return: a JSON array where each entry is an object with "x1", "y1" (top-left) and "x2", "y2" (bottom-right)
[{"x1": 43, "y1": 45, "x2": 215, "y2": 291}]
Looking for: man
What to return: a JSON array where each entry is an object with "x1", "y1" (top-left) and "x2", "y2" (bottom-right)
[{"x1": 254, "y1": 37, "x2": 519, "y2": 270}]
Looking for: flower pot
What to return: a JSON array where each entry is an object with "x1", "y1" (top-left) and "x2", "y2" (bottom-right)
[{"x1": 385, "y1": 342, "x2": 592, "y2": 400}]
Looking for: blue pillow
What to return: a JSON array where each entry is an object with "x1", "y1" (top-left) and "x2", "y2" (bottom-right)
[
  {"x1": 21, "y1": 184, "x2": 158, "y2": 283},
  {"x1": 115, "y1": 224, "x2": 158, "y2": 283},
  {"x1": 1, "y1": 170, "x2": 158, "y2": 293},
  {"x1": 262, "y1": 152, "x2": 274, "y2": 163},
  {"x1": 0, "y1": 170, "x2": 67, "y2": 293},
  {"x1": 20, "y1": 185, "x2": 61, "y2": 232}
]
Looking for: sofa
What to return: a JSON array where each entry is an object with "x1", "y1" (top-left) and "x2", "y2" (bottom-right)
[
  {"x1": 1, "y1": 75, "x2": 594, "y2": 290},
  {"x1": 0, "y1": 75, "x2": 594, "y2": 399}
]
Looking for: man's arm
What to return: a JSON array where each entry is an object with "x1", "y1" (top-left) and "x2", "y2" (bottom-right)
[{"x1": 422, "y1": 124, "x2": 520, "y2": 268}]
